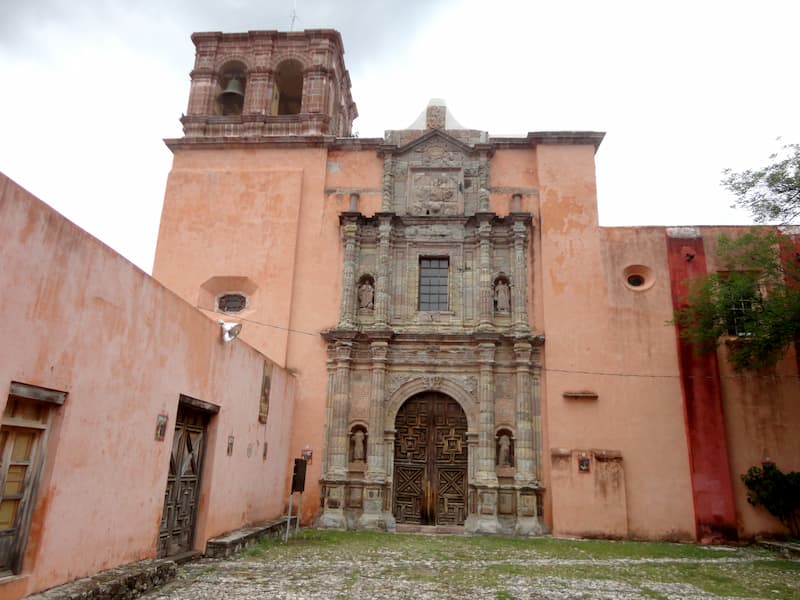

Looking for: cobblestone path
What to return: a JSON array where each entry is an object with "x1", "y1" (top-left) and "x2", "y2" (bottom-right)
[{"x1": 142, "y1": 539, "x2": 794, "y2": 600}]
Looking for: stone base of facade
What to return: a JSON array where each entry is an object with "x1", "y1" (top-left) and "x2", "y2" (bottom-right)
[
  {"x1": 464, "y1": 514, "x2": 500, "y2": 534},
  {"x1": 316, "y1": 481, "x2": 348, "y2": 529}
]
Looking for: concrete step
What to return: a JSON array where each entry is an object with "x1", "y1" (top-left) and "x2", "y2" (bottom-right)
[
  {"x1": 205, "y1": 517, "x2": 296, "y2": 558},
  {"x1": 25, "y1": 559, "x2": 176, "y2": 600}
]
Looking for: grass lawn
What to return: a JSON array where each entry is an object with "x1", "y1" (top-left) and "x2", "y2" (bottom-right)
[{"x1": 239, "y1": 530, "x2": 800, "y2": 599}]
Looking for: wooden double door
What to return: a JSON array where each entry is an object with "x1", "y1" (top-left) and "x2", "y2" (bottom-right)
[
  {"x1": 158, "y1": 404, "x2": 208, "y2": 557},
  {"x1": 393, "y1": 393, "x2": 468, "y2": 526}
]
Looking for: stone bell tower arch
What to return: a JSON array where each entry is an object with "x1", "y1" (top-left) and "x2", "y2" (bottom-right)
[{"x1": 181, "y1": 29, "x2": 357, "y2": 138}]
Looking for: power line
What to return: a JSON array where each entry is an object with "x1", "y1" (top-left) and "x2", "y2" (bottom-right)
[{"x1": 227, "y1": 316, "x2": 799, "y2": 380}]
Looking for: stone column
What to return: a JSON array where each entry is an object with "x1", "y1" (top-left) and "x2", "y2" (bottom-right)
[
  {"x1": 532, "y1": 364, "x2": 543, "y2": 481},
  {"x1": 320, "y1": 357, "x2": 336, "y2": 477},
  {"x1": 360, "y1": 340, "x2": 390, "y2": 530},
  {"x1": 513, "y1": 341, "x2": 534, "y2": 484},
  {"x1": 511, "y1": 215, "x2": 531, "y2": 332},
  {"x1": 374, "y1": 215, "x2": 392, "y2": 328},
  {"x1": 338, "y1": 216, "x2": 359, "y2": 328},
  {"x1": 243, "y1": 67, "x2": 270, "y2": 115},
  {"x1": 477, "y1": 215, "x2": 493, "y2": 329},
  {"x1": 381, "y1": 156, "x2": 394, "y2": 212},
  {"x1": 478, "y1": 153, "x2": 490, "y2": 212},
  {"x1": 366, "y1": 342, "x2": 388, "y2": 480},
  {"x1": 466, "y1": 341, "x2": 500, "y2": 533},
  {"x1": 318, "y1": 340, "x2": 352, "y2": 529},
  {"x1": 476, "y1": 342, "x2": 497, "y2": 482},
  {"x1": 328, "y1": 341, "x2": 353, "y2": 478},
  {"x1": 514, "y1": 346, "x2": 545, "y2": 536}
]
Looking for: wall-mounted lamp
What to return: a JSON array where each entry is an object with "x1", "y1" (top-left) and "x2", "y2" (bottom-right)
[
  {"x1": 301, "y1": 445, "x2": 313, "y2": 463},
  {"x1": 219, "y1": 320, "x2": 242, "y2": 343}
]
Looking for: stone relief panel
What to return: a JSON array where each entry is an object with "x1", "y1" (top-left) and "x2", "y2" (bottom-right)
[
  {"x1": 408, "y1": 169, "x2": 463, "y2": 216},
  {"x1": 349, "y1": 371, "x2": 370, "y2": 421},
  {"x1": 494, "y1": 397, "x2": 515, "y2": 430}
]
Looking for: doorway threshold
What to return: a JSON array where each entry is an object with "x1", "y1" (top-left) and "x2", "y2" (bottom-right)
[{"x1": 395, "y1": 524, "x2": 465, "y2": 535}]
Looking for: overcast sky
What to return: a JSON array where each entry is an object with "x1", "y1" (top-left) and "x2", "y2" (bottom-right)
[{"x1": 2, "y1": 0, "x2": 799, "y2": 272}]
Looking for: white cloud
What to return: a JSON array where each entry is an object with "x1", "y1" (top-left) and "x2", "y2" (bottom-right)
[{"x1": 1, "y1": 0, "x2": 798, "y2": 270}]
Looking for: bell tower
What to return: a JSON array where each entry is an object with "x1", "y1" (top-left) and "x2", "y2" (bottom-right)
[{"x1": 180, "y1": 29, "x2": 357, "y2": 138}]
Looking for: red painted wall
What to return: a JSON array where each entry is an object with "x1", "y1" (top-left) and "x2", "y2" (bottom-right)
[{"x1": 666, "y1": 234, "x2": 737, "y2": 541}]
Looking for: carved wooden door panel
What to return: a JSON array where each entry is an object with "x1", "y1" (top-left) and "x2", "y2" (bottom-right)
[
  {"x1": 393, "y1": 394, "x2": 467, "y2": 526},
  {"x1": 158, "y1": 405, "x2": 208, "y2": 557}
]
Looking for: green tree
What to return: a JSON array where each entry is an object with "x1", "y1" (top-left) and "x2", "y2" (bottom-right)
[
  {"x1": 723, "y1": 143, "x2": 800, "y2": 224},
  {"x1": 673, "y1": 230, "x2": 800, "y2": 371}
]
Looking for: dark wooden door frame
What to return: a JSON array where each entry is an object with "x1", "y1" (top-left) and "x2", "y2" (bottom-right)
[
  {"x1": 392, "y1": 393, "x2": 468, "y2": 526},
  {"x1": 158, "y1": 396, "x2": 218, "y2": 557}
]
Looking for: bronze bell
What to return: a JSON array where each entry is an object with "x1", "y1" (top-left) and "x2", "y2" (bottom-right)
[{"x1": 219, "y1": 77, "x2": 244, "y2": 99}]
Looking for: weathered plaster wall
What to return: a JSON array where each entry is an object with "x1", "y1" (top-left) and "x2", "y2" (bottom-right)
[
  {"x1": 0, "y1": 174, "x2": 295, "y2": 599},
  {"x1": 153, "y1": 146, "x2": 383, "y2": 522},
  {"x1": 702, "y1": 228, "x2": 800, "y2": 539},
  {"x1": 535, "y1": 145, "x2": 696, "y2": 540}
]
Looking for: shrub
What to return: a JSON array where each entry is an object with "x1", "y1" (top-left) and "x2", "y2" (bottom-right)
[{"x1": 741, "y1": 463, "x2": 800, "y2": 538}]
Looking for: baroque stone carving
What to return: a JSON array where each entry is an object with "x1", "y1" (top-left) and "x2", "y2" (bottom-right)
[
  {"x1": 358, "y1": 280, "x2": 374, "y2": 309},
  {"x1": 387, "y1": 373, "x2": 478, "y2": 398},
  {"x1": 410, "y1": 171, "x2": 460, "y2": 216},
  {"x1": 494, "y1": 279, "x2": 510, "y2": 313}
]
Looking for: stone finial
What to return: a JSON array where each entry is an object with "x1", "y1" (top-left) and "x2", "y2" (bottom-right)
[{"x1": 426, "y1": 103, "x2": 446, "y2": 129}]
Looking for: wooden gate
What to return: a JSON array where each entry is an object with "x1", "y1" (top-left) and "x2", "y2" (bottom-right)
[
  {"x1": 158, "y1": 404, "x2": 208, "y2": 557},
  {"x1": 393, "y1": 393, "x2": 468, "y2": 525}
]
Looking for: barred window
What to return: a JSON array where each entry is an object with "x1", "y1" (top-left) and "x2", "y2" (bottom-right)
[
  {"x1": 419, "y1": 257, "x2": 449, "y2": 311},
  {"x1": 218, "y1": 293, "x2": 247, "y2": 313}
]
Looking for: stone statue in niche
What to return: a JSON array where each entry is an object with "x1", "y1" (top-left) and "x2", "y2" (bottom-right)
[
  {"x1": 498, "y1": 434, "x2": 512, "y2": 467},
  {"x1": 352, "y1": 429, "x2": 366, "y2": 462},
  {"x1": 494, "y1": 280, "x2": 510, "y2": 313},
  {"x1": 358, "y1": 280, "x2": 374, "y2": 309}
]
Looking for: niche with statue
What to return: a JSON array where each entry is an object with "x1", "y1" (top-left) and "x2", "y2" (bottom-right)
[
  {"x1": 349, "y1": 424, "x2": 368, "y2": 472},
  {"x1": 496, "y1": 428, "x2": 515, "y2": 472},
  {"x1": 493, "y1": 276, "x2": 511, "y2": 315}
]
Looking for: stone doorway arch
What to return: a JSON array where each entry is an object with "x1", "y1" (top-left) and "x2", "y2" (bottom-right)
[{"x1": 392, "y1": 392, "x2": 468, "y2": 526}]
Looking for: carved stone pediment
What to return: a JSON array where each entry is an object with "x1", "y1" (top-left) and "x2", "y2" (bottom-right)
[{"x1": 391, "y1": 128, "x2": 476, "y2": 160}]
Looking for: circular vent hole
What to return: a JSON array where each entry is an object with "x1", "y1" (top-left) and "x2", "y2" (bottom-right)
[
  {"x1": 627, "y1": 274, "x2": 645, "y2": 287},
  {"x1": 623, "y1": 265, "x2": 654, "y2": 291}
]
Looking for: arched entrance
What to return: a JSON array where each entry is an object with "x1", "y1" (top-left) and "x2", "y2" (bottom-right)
[{"x1": 393, "y1": 392, "x2": 468, "y2": 526}]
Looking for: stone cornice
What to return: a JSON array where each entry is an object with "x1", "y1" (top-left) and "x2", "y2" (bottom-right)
[
  {"x1": 490, "y1": 131, "x2": 605, "y2": 153},
  {"x1": 165, "y1": 135, "x2": 383, "y2": 152},
  {"x1": 321, "y1": 328, "x2": 544, "y2": 346}
]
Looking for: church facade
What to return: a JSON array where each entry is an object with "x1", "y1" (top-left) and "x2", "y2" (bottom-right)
[{"x1": 153, "y1": 29, "x2": 800, "y2": 541}]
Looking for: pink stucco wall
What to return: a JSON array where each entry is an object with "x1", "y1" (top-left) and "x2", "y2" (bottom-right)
[
  {"x1": 0, "y1": 174, "x2": 295, "y2": 599},
  {"x1": 153, "y1": 146, "x2": 381, "y2": 521},
  {"x1": 153, "y1": 138, "x2": 800, "y2": 542}
]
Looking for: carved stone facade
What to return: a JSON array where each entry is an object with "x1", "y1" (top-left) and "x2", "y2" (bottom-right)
[{"x1": 319, "y1": 113, "x2": 545, "y2": 534}]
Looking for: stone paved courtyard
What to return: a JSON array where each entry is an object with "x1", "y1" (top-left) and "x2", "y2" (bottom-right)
[{"x1": 142, "y1": 531, "x2": 800, "y2": 600}]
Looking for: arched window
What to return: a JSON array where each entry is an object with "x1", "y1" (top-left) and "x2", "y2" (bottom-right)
[{"x1": 272, "y1": 59, "x2": 304, "y2": 115}]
